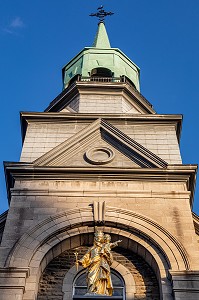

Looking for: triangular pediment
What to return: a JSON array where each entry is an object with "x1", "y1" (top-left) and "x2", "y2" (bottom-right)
[{"x1": 33, "y1": 119, "x2": 168, "y2": 168}]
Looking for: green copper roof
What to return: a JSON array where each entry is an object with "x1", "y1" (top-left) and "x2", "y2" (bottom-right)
[
  {"x1": 62, "y1": 22, "x2": 140, "y2": 91},
  {"x1": 93, "y1": 22, "x2": 111, "y2": 48}
]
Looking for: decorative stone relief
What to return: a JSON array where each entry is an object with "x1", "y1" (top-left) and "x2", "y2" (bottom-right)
[
  {"x1": 85, "y1": 147, "x2": 115, "y2": 165},
  {"x1": 93, "y1": 201, "x2": 106, "y2": 224}
]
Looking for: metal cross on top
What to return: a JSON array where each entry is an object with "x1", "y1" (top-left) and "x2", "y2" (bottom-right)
[{"x1": 90, "y1": 5, "x2": 114, "y2": 23}]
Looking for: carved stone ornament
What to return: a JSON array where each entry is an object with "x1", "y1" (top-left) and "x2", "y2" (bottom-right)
[{"x1": 85, "y1": 147, "x2": 115, "y2": 165}]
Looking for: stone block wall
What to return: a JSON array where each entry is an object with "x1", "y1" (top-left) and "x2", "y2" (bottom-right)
[
  {"x1": 20, "y1": 119, "x2": 181, "y2": 164},
  {"x1": 76, "y1": 94, "x2": 140, "y2": 114},
  {"x1": 20, "y1": 122, "x2": 89, "y2": 162},
  {"x1": 114, "y1": 123, "x2": 181, "y2": 164}
]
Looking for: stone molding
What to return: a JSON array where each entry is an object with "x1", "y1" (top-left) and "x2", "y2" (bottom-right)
[
  {"x1": 170, "y1": 270, "x2": 199, "y2": 297},
  {"x1": 0, "y1": 210, "x2": 8, "y2": 224},
  {"x1": 20, "y1": 112, "x2": 183, "y2": 144},
  {"x1": 85, "y1": 147, "x2": 115, "y2": 165},
  {"x1": 93, "y1": 201, "x2": 106, "y2": 224},
  {"x1": 193, "y1": 212, "x2": 199, "y2": 236},
  {"x1": 0, "y1": 208, "x2": 192, "y2": 299},
  {"x1": 29, "y1": 229, "x2": 171, "y2": 300},
  {"x1": 5, "y1": 164, "x2": 197, "y2": 205},
  {"x1": 106, "y1": 207, "x2": 190, "y2": 270},
  {"x1": 0, "y1": 267, "x2": 29, "y2": 299},
  {"x1": 0, "y1": 210, "x2": 8, "y2": 243},
  {"x1": 5, "y1": 206, "x2": 189, "y2": 272},
  {"x1": 32, "y1": 118, "x2": 168, "y2": 168},
  {"x1": 10, "y1": 189, "x2": 191, "y2": 198},
  {"x1": 44, "y1": 80, "x2": 153, "y2": 114},
  {"x1": 2, "y1": 224, "x2": 174, "y2": 300}
]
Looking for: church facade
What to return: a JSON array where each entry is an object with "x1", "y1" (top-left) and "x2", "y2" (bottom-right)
[{"x1": 0, "y1": 13, "x2": 199, "y2": 300}]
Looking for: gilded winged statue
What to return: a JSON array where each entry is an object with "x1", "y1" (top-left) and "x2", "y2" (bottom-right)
[{"x1": 76, "y1": 231, "x2": 122, "y2": 296}]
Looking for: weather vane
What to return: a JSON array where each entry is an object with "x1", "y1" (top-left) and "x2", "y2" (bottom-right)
[{"x1": 90, "y1": 5, "x2": 114, "y2": 23}]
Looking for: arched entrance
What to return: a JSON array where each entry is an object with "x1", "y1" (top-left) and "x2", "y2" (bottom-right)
[
  {"x1": 6, "y1": 207, "x2": 189, "y2": 299},
  {"x1": 37, "y1": 244, "x2": 160, "y2": 300}
]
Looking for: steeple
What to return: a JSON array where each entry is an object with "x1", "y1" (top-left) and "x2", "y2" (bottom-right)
[
  {"x1": 90, "y1": 6, "x2": 113, "y2": 48},
  {"x1": 46, "y1": 6, "x2": 153, "y2": 113},
  {"x1": 93, "y1": 22, "x2": 111, "y2": 48},
  {"x1": 61, "y1": 18, "x2": 141, "y2": 92}
]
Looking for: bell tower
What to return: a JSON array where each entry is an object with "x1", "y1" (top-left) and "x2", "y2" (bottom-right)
[
  {"x1": 0, "y1": 7, "x2": 199, "y2": 300},
  {"x1": 47, "y1": 11, "x2": 142, "y2": 114}
]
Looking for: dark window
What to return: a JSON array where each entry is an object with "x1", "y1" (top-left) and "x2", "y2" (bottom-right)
[
  {"x1": 91, "y1": 67, "x2": 113, "y2": 77},
  {"x1": 73, "y1": 270, "x2": 125, "y2": 299}
]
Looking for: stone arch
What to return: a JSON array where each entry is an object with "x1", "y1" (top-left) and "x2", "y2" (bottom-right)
[
  {"x1": 106, "y1": 206, "x2": 190, "y2": 271},
  {"x1": 37, "y1": 244, "x2": 160, "y2": 300},
  {"x1": 23, "y1": 230, "x2": 168, "y2": 299},
  {"x1": 6, "y1": 206, "x2": 189, "y2": 272},
  {"x1": 62, "y1": 262, "x2": 136, "y2": 300},
  {"x1": 5, "y1": 207, "x2": 190, "y2": 300}
]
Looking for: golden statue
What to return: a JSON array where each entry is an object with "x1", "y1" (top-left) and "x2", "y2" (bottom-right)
[{"x1": 75, "y1": 231, "x2": 122, "y2": 296}]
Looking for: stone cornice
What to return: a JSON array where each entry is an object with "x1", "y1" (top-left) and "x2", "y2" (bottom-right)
[
  {"x1": 0, "y1": 267, "x2": 29, "y2": 292},
  {"x1": 193, "y1": 212, "x2": 199, "y2": 236},
  {"x1": 170, "y1": 270, "x2": 199, "y2": 277},
  {"x1": 4, "y1": 162, "x2": 197, "y2": 206},
  {"x1": 21, "y1": 111, "x2": 182, "y2": 121},
  {"x1": 20, "y1": 112, "x2": 182, "y2": 143},
  {"x1": 0, "y1": 267, "x2": 29, "y2": 276},
  {"x1": 44, "y1": 81, "x2": 152, "y2": 113},
  {"x1": 10, "y1": 189, "x2": 191, "y2": 198},
  {"x1": 0, "y1": 210, "x2": 8, "y2": 234},
  {"x1": 33, "y1": 118, "x2": 168, "y2": 168},
  {"x1": 0, "y1": 210, "x2": 8, "y2": 223}
]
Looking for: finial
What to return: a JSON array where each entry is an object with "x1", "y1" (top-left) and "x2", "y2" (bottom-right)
[{"x1": 90, "y1": 5, "x2": 114, "y2": 23}]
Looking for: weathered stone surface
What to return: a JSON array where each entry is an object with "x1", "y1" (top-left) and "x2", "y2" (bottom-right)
[{"x1": 20, "y1": 116, "x2": 181, "y2": 164}]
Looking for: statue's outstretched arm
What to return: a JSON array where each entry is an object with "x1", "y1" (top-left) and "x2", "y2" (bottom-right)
[{"x1": 110, "y1": 240, "x2": 122, "y2": 248}]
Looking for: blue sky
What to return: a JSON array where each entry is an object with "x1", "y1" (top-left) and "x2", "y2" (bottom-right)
[{"x1": 0, "y1": 0, "x2": 199, "y2": 214}]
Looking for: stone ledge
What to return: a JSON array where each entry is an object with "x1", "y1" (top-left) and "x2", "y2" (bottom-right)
[{"x1": 0, "y1": 267, "x2": 30, "y2": 277}]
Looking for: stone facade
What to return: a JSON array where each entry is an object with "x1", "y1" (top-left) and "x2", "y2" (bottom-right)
[
  {"x1": 20, "y1": 116, "x2": 182, "y2": 164},
  {"x1": 0, "y1": 19, "x2": 199, "y2": 300}
]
